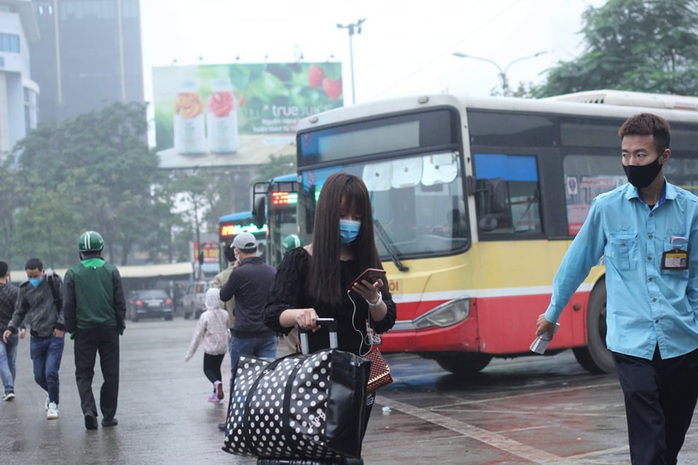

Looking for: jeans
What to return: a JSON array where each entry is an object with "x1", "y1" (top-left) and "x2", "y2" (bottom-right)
[
  {"x1": 30, "y1": 334, "x2": 64, "y2": 404},
  {"x1": 229, "y1": 334, "x2": 276, "y2": 388},
  {"x1": 0, "y1": 333, "x2": 18, "y2": 394}
]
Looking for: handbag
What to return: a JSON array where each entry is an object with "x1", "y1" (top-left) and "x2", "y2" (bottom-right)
[
  {"x1": 365, "y1": 344, "x2": 393, "y2": 393},
  {"x1": 364, "y1": 316, "x2": 393, "y2": 393},
  {"x1": 222, "y1": 349, "x2": 370, "y2": 460}
]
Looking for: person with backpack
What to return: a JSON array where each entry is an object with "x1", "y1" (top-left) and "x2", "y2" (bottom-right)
[
  {"x1": 63, "y1": 231, "x2": 126, "y2": 430},
  {"x1": 2, "y1": 258, "x2": 65, "y2": 420}
]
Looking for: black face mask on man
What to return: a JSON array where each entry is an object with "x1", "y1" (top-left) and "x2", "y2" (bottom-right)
[{"x1": 623, "y1": 151, "x2": 665, "y2": 188}]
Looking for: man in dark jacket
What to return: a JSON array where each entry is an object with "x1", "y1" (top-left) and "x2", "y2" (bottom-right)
[
  {"x1": 220, "y1": 232, "x2": 277, "y2": 370},
  {"x1": 2, "y1": 257, "x2": 65, "y2": 420},
  {"x1": 63, "y1": 231, "x2": 126, "y2": 430}
]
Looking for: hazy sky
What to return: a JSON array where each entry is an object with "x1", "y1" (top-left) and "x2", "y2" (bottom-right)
[{"x1": 140, "y1": 0, "x2": 604, "y2": 109}]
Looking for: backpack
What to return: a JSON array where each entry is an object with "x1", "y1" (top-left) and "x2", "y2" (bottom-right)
[{"x1": 45, "y1": 270, "x2": 62, "y2": 313}]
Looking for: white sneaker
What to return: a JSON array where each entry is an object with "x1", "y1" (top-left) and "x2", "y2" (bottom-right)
[
  {"x1": 47, "y1": 402, "x2": 59, "y2": 420},
  {"x1": 2, "y1": 393, "x2": 14, "y2": 401},
  {"x1": 45, "y1": 396, "x2": 50, "y2": 411}
]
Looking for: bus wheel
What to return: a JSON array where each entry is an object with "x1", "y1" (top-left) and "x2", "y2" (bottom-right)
[
  {"x1": 572, "y1": 279, "x2": 615, "y2": 374},
  {"x1": 433, "y1": 353, "x2": 492, "y2": 375}
]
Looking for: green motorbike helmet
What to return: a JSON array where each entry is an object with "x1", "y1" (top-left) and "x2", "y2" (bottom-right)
[
  {"x1": 281, "y1": 234, "x2": 303, "y2": 253},
  {"x1": 78, "y1": 230, "x2": 104, "y2": 252}
]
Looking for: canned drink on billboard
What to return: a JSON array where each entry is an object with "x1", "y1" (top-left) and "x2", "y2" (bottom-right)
[
  {"x1": 207, "y1": 78, "x2": 238, "y2": 154},
  {"x1": 173, "y1": 80, "x2": 205, "y2": 154}
]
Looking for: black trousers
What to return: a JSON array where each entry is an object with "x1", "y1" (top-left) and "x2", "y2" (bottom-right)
[
  {"x1": 203, "y1": 353, "x2": 224, "y2": 385},
  {"x1": 612, "y1": 347, "x2": 698, "y2": 465},
  {"x1": 74, "y1": 326, "x2": 120, "y2": 420}
]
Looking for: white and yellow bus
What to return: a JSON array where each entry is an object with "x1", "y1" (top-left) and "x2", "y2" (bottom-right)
[{"x1": 294, "y1": 90, "x2": 698, "y2": 375}]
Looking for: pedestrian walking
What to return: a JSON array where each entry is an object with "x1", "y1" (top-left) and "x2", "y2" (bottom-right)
[
  {"x1": 264, "y1": 172, "x2": 397, "y2": 453},
  {"x1": 0, "y1": 261, "x2": 22, "y2": 401},
  {"x1": 535, "y1": 113, "x2": 698, "y2": 465},
  {"x1": 220, "y1": 232, "x2": 277, "y2": 371},
  {"x1": 63, "y1": 231, "x2": 127, "y2": 430},
  {"x1": 184, "y1": 287, "x2": 229, "y2": 402},
  {"x1": 2, "y1": 258, "x2": 65, "y2": 420},
  {"x1": 212, "y1": 240, "x2": 237, "y2": 337}
]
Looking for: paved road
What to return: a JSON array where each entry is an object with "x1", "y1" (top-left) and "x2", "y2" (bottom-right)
[{"x1": 1, "y1": 318, "x2": 696, "y2": 464}]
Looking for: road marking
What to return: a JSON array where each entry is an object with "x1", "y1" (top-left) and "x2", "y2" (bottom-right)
[
  {"x1": 377, "y1": 394, "x2": 631, "y2": 465},
  {"x1": 378, "y1": 396, "x2": 562, "y2": 463},
  {"x1": 428, "y1": 381, "x2": 622, "y2": 411}
]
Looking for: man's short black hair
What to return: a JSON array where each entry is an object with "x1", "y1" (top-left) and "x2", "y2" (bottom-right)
[
  {"x1": 25, "y1": 258, "x2": 43, "y2": 271},
  {"x1": 0, "y1": 261, "x2": 8, "y2": 277},
  {"x1": 618, "y1": 113, "x2": 671, "y2": 153}
]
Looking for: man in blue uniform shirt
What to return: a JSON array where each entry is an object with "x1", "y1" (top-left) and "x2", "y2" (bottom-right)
[{"x1": 536, "y1": 113, "x2": 698, "y2": 465}]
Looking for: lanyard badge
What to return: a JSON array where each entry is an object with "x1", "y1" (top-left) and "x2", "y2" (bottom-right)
[{"x1": 662, "y1": 236, "x2": 689, "y2": 270}]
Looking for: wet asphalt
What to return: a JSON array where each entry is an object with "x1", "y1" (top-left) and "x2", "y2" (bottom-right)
[{"x1": 1, "y1": 318, "x2": 696, "y2": 465}]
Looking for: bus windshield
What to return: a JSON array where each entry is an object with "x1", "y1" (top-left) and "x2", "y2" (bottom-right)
[{"x1": 297, "y1": 150, "x2": 469, "y2": 259}]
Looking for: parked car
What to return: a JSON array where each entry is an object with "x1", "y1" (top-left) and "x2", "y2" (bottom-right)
[
  {"x1": 181, "y1": 281, "x2": 212, "y2": 319},
  {"x1": 127, "y1": 289, "x2": 174, "y2": 322}
]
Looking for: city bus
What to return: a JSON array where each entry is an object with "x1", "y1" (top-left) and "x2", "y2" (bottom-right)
[
  {"x1": 218, "y1": 210, "x2": 268, "y2": 270},
  {"x1": 251, "y1": 173, "x2": 299, "y2": 267},
  {"x1": 294, "y1": 90, "x2": 698, "y2": 375},
  {"x1": 218, "y1": 173, "x2": 298, "y2": 269}
]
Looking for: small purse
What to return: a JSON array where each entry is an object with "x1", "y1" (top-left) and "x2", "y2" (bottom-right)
[
  {"x1": 365, "y1": 344, "x2": 393, "y2": 393},
  {"x1": 364, "y1": 316, "x2": 393, "y2": 393}
]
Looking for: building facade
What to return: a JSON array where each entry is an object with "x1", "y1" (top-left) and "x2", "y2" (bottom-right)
[
  {"x1": 31, "y1": 0, "x2": 143, "y2": 123},
  {"x1": 0, "y1": 0, "x2": 39, "y2": 153}
]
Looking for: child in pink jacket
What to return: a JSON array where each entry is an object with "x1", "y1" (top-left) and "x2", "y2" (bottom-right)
[{"x1": 185, "y1": 288, "x2": 229, "y2": 402}]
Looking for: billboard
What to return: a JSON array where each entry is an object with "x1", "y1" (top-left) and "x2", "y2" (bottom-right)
[{"x1": 152, "y1": 62, "x2": 343, "y2": 169}]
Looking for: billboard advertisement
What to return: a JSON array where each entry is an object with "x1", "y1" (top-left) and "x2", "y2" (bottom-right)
[{"x1": 152, "y1": 62, "x2": 343, "y2": 169}]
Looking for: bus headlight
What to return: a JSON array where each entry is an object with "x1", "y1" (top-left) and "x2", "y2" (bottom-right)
[{"x1": 413, "y1": 297, "x2": 470, "y2": 329}]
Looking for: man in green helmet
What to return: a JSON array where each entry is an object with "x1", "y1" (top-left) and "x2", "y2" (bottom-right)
[{"x1": 63, "y1": 231, "x2": 127, "y2": 430}]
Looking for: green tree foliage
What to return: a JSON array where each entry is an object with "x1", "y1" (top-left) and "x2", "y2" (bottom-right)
[
  {"x1": 0, "y1": 157, "x2": 22, "y2": 262},
  {"x1": 252, "y1": 154, "x2": 296, "y2": 184},
  {"x1": 534, "y1": 0, "x2": 698, "y2": 97},
  {"x1": 168, "y1": 170, "x2": 231, "y2": 249},
  {"x1": 6, "y1": 102, "x2": 172, "y2": 267}
]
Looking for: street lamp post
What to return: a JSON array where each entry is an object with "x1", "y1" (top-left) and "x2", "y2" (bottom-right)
[
  {"x1": 337, "y1": 19, "x2": 365, "y2": 105},
  {"x1": 452, "y1": 51, "x2": 547, "y2": 96}
]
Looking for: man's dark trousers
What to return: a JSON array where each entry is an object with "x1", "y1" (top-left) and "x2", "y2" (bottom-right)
[
  {"x1": 74, "y1": 326, "x2": 120, "y2": 421},
  {"x1": 613, "y1": 347, "x2": 698, "y2": 465}
]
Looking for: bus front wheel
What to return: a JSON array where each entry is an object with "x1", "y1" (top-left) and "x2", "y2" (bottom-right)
[
  {"x1": 572, "y1": 279, "x2": 615, "y2": 374},
  {"x1": 433, "y1": 353, "x2": 492, "y2": 375}
]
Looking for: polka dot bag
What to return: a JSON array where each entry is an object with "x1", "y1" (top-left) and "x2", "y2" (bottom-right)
[{"x1": 222, "y1": 349, "x2": 370, "y2": 460}]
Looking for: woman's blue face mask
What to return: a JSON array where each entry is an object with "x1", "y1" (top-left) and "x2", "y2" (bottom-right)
[{"x1": 339, "y1": 219, "x2": 361, "y2": 244}]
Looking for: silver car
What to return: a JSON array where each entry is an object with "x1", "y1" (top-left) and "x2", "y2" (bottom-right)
[{"x1": 181, "y1": 281, "x2": 212, "y2": 319}]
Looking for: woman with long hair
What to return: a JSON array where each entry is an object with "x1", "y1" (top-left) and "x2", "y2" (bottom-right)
[{"x1": 264, "y1": 171, "x2": 396, "y2": 437}]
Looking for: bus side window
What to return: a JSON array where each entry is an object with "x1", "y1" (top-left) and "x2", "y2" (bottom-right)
[{"x1": 475, "y1": 178, "x2": 512, "y2": 232}]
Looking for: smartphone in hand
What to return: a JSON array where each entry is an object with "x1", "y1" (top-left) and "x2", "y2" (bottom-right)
[{"x1": 348, "y1": 268, "x2": 387, "y2": 290}]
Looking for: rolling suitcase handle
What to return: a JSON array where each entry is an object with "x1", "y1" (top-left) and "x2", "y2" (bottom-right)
[{"x1": 299, "y1": 317, "x2": 337, "y2": 354}]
